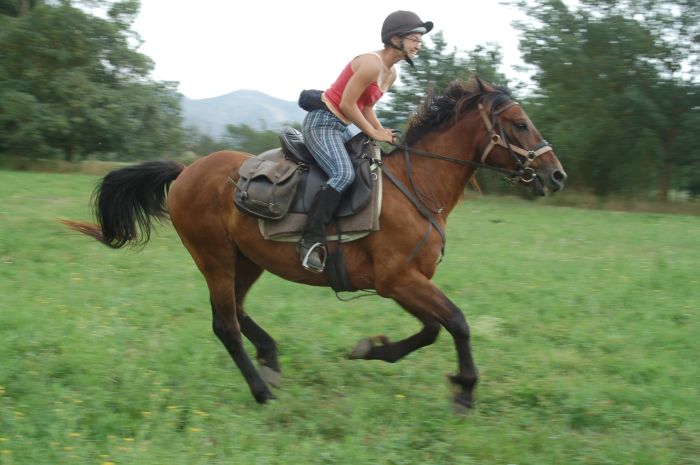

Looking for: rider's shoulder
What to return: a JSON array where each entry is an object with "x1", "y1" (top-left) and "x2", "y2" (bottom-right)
[
  {"x1": 351, "y1": 53, "x2": 385, "y2": 78},
  {"x1": 352, "y1": 53, "x2": 384, "y2": 69}
]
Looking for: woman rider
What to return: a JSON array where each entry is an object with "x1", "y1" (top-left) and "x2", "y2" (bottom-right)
[{"x1": 299, "y1": 10, "x2": 433, "y2": 273}]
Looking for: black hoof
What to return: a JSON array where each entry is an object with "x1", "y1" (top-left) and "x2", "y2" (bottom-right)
[
  {"x1": 453, "y1": 392, "x2": 474, "y2": 412},
  {"x1": 253, "y1": 390, "x2": 276, "y2": 404}
]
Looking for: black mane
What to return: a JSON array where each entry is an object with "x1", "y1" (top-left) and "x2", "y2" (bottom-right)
[{"x1": 404, "y1": 77, "x2": 513, "y2": 146}]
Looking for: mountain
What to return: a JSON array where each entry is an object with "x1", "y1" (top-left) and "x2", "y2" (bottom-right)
[{"x1": 181, "y1": 90, "x2": 305, "y2": 138}]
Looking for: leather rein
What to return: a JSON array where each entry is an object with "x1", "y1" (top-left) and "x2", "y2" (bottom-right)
[{"x1": 379, "y1": 101, "x2": 553, "y2": 262}]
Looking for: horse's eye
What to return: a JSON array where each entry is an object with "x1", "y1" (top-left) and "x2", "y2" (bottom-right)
[{"x1": 514, "y1": 122, "x2": 528, "y2": 131}]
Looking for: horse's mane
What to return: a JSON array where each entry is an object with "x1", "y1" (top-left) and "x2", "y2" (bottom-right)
[{"x1": 404, "y1": 77, "x2": 513, "y2": 146}]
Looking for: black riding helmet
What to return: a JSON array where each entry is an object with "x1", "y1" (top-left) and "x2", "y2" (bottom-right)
[
  {"x1": 381, "y1": 10, "x2": 433, "y2": 45},
  {"x1": 381, "y1": 11, "x2": 433, "y2": 66}
]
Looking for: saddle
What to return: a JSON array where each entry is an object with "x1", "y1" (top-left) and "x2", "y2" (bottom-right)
[
  {"x1": 234, "y1": 128, "x2": 382, "y2": 293},
  {"x1": 235, "y1": 127, "x2": 376, "y2": 220}
]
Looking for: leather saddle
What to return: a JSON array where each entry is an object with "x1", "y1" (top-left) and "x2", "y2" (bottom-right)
[{"x1": 277, "y1": 127, "x2": 375, "y2": 218}]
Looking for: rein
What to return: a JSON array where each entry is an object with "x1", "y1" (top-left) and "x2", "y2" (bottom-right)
[{"x1": 379, "y1": 100, "x2": 553, "y2": 262}]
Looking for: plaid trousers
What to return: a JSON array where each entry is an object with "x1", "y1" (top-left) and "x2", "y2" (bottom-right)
[{"x1": 302, "y1": 109, "x2": 356, "y2": 193}]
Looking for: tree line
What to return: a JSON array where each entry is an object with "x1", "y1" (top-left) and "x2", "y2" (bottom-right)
[{"x1": 1, "y1": 0, "x2": 698, "y2": 199}]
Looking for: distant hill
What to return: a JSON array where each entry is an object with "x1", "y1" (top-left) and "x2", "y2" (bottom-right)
[{"x1": 181, "y1": 90, "x2": 305, "y2": 138}]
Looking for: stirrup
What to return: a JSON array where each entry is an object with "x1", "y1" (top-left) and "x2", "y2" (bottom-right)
[{"x1": 301, "y1": 242, "x2": 326, "y2": 273}]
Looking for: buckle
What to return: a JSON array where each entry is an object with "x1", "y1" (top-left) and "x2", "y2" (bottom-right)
[{"x1": 520, "y1": 167, "x2": 537, "y2": 183}]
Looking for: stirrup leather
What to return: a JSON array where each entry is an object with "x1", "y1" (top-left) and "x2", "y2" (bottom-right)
[{"x1": 301, "y1": 242, "x2": 327, "y2": 273}]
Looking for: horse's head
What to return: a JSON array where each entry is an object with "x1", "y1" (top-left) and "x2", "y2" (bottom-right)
[
  {"x1": 404, "y1": 77, "x2": 566, "y2": 196},
  {"x1": 477, "y1": 80, "x2": 567, "y2": 196}
]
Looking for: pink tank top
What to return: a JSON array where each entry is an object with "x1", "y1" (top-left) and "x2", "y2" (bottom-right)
[{"x1": 323, "y1": 53, "x2": 387, "y2": 122}]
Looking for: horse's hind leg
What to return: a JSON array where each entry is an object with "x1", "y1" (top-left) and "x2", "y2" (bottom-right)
[
  {"x1": 207, "y1": 265, "x2": 274, "y2": 404},
  {"x1": 235, "y1": 251, "x2": 281, "y2": 387}
]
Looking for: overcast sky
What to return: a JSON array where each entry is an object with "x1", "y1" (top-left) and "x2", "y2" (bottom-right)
[{"x1": 131, "y1": 0, "x2": 530, "y2": 101}]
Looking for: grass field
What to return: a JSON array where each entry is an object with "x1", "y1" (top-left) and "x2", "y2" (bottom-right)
[{"x1": 1, "y1": 169, "x2": 698, "y2": 465}]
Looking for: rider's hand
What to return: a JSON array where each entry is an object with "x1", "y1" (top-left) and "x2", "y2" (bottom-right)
[{"x1": 372, "y1": 127, "x2": 395, "y2": 144}]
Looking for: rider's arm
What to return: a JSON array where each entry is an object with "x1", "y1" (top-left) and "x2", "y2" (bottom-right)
[
  {"x1": 362, "y1": 104, "x2": 382, "y2": 130},
  {"x1": 339, "y1": 56, "x2": 393, "y2": 143}
]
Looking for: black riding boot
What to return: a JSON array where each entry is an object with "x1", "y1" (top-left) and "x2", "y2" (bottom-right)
[{"x1": 298, "y1": 184, "x2": 342, "y2": 273}]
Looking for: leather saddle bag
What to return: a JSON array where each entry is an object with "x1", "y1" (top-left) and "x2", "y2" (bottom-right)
[{"x1": 234, "y1": 157, "x2": 305, "y2": 220}]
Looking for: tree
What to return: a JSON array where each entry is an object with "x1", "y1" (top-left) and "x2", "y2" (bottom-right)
[
  {"x1": 0, "y1": 0, "x2": 38, "y2": 17},
  {"x1": 513, "y1": 0, "x2": 700, "y2": 199},
  {"x1": 225, "y1": 123, "x2": 300, "y2": 155},
  {"x1": 0, "y1": 0, "x2": 183, "y2": 162},
  {"x1": 184, "y1": 127, "x2": 230, "y2": 157},
  {"x1": 377, "y1": 31, "x2": 508, "y2": 129}
]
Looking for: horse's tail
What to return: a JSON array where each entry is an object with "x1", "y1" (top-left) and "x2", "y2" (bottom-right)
[{"x1": 62, "y1": 160, "x2": 185, "y2": 248}]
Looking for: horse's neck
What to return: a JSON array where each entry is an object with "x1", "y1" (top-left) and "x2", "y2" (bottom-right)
[{"x1": 392, "y1": 122, "x2": 481, "y2": 216}]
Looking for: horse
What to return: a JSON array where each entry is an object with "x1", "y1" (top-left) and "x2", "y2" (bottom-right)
[{"x1": 64, "y1": 77, "x2": 567, "y2": 409}]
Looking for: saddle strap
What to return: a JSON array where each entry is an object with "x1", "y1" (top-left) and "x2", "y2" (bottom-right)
[{"x1": 381, "y1": 165, "x2": 446, "y2": 262}]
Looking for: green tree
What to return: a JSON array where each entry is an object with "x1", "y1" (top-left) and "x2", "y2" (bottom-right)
[
  {"x1": 0, "y1": 0, "x2": 38, "y2": 17},
  {"x1": 378, "y1": 31, "x2": 508, "y2": 129},
  {"x1": 184, "y1": 127, "x2": 230, "y2": 157},
  {"x1": 513, "y1": 0, "x2": 700, "y2": 199},
  {"x1": 225, "y1": 123, "x2": 300, "y2": 155},
  {"x1": 0, "y1": 0, "x2": 183, "y2": 162}
]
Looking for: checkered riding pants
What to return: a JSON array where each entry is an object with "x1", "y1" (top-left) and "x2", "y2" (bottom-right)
[{"x1": 302, "y1": 109, "x2": 356, "y2": 193}]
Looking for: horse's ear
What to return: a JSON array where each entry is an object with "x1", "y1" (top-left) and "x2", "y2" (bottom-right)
[{"x1": 475, "y1": 75, "x2": 486, "y2": 92}]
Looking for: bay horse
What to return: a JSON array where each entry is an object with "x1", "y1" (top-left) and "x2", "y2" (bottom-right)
[{"x1": 64, "y1": 78, "x2": 566, "y2": 409}]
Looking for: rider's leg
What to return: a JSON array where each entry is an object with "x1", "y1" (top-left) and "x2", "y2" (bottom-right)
[
  {"x1": 297, "y1": 184, "x2": 342, "y2": 272},
  {"x1": 299, "y1": 110, "x2": 355, "y2": 272}
]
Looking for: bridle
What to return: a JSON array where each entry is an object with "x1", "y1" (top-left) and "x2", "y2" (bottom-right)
[
  {"x1": 477, "y1": 101, "x2": 552, "y2": 183},
  {"x1": 388, "y1": 99, "x2": 553, "y2": 183},
  {"x1": 379, "y1": 97, "x2": 554, "y2": 262}
]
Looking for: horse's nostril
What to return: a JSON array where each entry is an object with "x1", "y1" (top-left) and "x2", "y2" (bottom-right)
[{"x1": 552, "y1": 169, "x2": 567, "y2": 183}]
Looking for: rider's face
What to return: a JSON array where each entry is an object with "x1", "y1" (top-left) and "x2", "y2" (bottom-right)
[{"x1": 402, "y1": 34, "x2": 423, "y2": 57}]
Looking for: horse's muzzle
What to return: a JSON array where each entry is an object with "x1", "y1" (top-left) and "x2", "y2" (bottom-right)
[
  {"x1": 548, "y1": 168, "x2": 567, "y2": 192},
  {"x1": 528, "y1": 167, "x2": 567, "y2": 196}
]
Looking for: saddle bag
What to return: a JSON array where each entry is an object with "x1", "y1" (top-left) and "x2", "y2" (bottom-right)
[{"x1": 234, "y1": 157, "x2": 305, "y2": 220}]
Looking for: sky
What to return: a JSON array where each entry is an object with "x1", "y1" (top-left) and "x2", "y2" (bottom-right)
[{"x1": 131, "y1": 0, "x2": 531, "y2": 101}]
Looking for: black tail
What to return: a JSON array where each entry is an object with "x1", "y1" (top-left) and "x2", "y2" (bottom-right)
[{"x1": 92, "y1": 160, "x2": 185, "y2": 248}]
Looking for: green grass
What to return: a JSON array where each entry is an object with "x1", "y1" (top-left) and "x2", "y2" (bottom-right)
[{"x1": 1, "y1": 169, "x2": 698, "y2": 465}]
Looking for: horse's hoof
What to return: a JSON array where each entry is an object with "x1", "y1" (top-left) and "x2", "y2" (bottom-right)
[
  {"x1": 452, "y1": 401, "x2": 471, "y2": 415},
  {"x1": 259, "y1": 365, "x2": 282, "y2": 388},
  {"x1": 453, "y1": 392, "x2": 474, "y2": 413},
  {"x1": 254, "y1": 389, "x2": 276, "y2": 404},
  {"x1": 349, "y1": 337, "x2": 373, "y2": 359}
]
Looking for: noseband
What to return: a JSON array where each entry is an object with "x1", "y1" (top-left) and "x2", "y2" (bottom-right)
[{"x1": 478, "y1": 102, "x2": 552, "y2": 183}]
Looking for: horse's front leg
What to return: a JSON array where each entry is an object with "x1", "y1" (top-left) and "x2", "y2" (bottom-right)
[
  {"x1": 442, "y1": 304, "x2": 478, "y2": 409},
  {"x1": 349, "y1": 318, "x2": 440, "y2": 362},
  {"x1": 379, "y1": 272, "x2": 478, "y2": 409}
]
